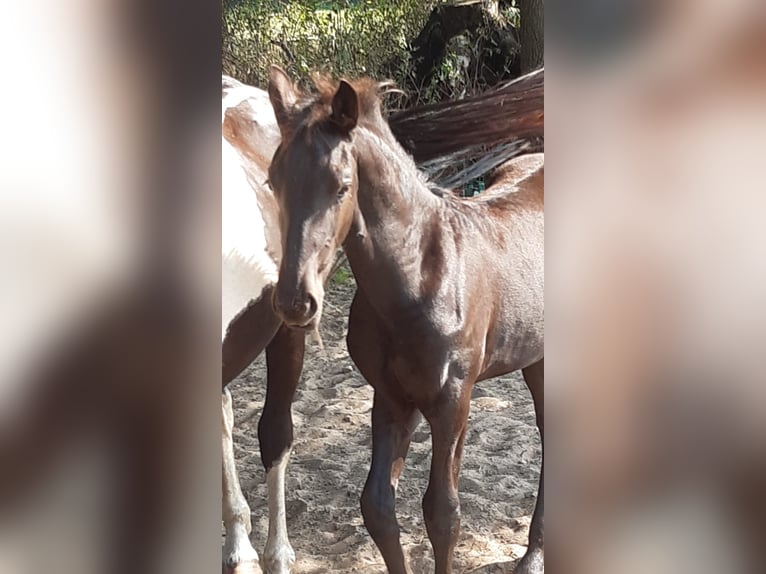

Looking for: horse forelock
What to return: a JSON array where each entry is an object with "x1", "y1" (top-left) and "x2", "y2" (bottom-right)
[{"x1": 285, "y1": 74, "x2": 390, "y2": 138}]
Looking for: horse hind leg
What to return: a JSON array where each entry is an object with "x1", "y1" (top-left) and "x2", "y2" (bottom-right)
[
  {"x1": 516, "y1": 359, "x2": 544, "y2": 574},
  {"x1": 259, "y1": 325, "x2": 304, "y2": 574},
  {"x1": 222, "y1": 388, "x2": 262, "y2": 573}
]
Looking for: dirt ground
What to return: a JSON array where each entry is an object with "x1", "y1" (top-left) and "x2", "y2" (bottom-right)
[{"x1": 228, "y1": 274, "x2": 541, "y2": 573}]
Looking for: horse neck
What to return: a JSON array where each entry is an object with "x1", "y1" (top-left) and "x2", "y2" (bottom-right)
[{"x1": 343, "y1": 124, "x2": 440, "y2": 307}]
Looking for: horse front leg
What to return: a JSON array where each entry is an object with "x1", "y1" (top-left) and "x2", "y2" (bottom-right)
[
  {"x1": 348, "y1": 291, "x2": 420, "y2": 574},
  {"x1": 222, "y1": 388, "x2": 262, "y2": 573},
  {"x1": 361, "y1": 392, "x2": 421, "y2": 574},
  {"x1": 516, "y1": 359, "x2": 544, "y2": 574},
  {"x1": 421, "y1": 381, "x2": 473, "y2": 574},
  {"x1": 258, "y1": 325, "x2": 304, "y2": 574}
]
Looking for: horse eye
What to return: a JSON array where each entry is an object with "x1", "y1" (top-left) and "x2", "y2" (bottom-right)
[{"x1": 338, "y1": 184, "x2": 350, "y2": 199}]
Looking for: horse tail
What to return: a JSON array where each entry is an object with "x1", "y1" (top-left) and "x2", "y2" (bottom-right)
[{"x1": 388, "y1": 68, "x2": 544, "y2": 164}]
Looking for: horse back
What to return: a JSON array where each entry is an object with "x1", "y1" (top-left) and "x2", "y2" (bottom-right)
[{"x1": 487, "y1": 152, "x2": 544, "y2": 189}]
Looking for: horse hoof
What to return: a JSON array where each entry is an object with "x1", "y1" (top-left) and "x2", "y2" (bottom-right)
[
  {"x1": 513, "y1": 547, "x2": 544, "y2": 574},
  {"x1": 261, "y1": 547, "x2": 296, "y2": 574},
  {"x1": 223, "y1": 533, "x2": 260, "y2": 573}
]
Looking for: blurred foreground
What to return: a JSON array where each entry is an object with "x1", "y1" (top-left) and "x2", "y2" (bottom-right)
[
  {"x1": 548, "y1": 1, "x2": 766, "y2": 573},
  {"x1": 0, "y1": 2, "x2": 220, "y2": 573}
]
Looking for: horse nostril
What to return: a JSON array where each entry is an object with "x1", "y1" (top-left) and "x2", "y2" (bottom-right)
[
  {"x1": 273, "y1": 290, "x2": 301, "y2": 317},
  {"x1": 306, "y1": 294, "x2": 318, "y2": 318},
  {"x1": 291, "y1": 294, "x2": 308, "y2": 315}
]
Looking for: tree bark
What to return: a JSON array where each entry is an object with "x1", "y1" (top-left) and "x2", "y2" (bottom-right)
[{"x1": 520, "y1": 0, "x2": 544, "y2": 73}]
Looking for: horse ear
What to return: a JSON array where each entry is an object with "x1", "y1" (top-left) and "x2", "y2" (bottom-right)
[
  {"x1": 331, "y1": 80, "x2": 358, "y2": 133},
  {"x1": 268, "y1": 65, "x2": 297, "y2": 134}
]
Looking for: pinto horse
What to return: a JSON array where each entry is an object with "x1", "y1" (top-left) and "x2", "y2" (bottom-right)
[
  {"x1": 221, "y1": 76, "x2": 307, "y2": 574},
  {"x1": 266, "y1": 67, "x2": 544, "y2": 574}
]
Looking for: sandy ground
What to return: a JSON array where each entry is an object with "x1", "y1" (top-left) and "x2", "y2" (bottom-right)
[{"x1": 228, "y1": 274, "x2": 541, "y2": 573}]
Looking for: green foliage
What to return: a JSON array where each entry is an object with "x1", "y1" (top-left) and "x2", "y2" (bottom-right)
[
  {"x1": 504, "y1": 0, "x2": 521, "y2": 28},
  {"x1": 331, "y1": 263, "x2": 353, "y2": 286},
  {"x1": 223, "y1": 0, "x2": 437, "y2": 93},
  {"x1": 223, "y1": 0, "x2": 523, "y2": 146}
]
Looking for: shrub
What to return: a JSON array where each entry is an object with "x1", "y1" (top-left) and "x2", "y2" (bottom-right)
[{"x1": 223, "y1": 0, "x2": 434, "y2": 94}]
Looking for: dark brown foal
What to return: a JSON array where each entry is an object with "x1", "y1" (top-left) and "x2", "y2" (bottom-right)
[{"x1": 266, "y1": 66, "x2": 544, "y2": 574}]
